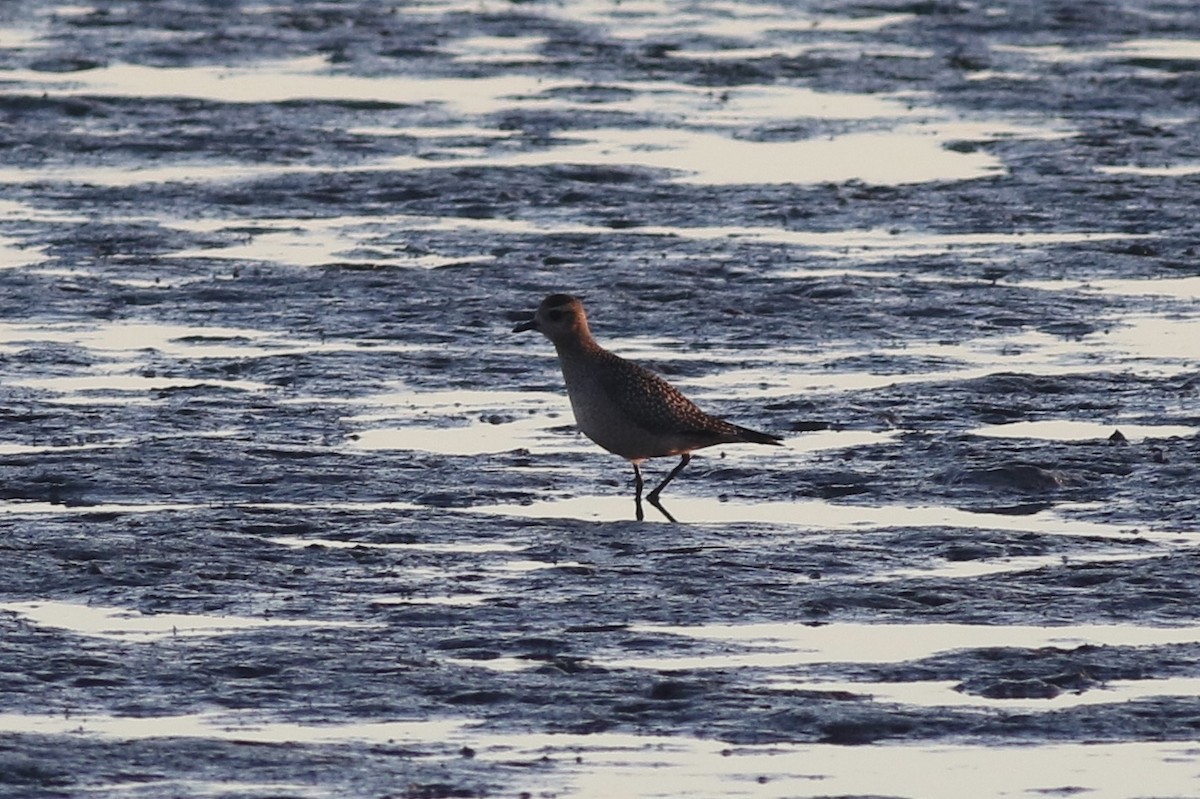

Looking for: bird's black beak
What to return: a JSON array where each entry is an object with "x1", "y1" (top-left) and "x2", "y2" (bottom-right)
[{"x1": 512, "y1": 318, "x2": 537, "y2": 333}]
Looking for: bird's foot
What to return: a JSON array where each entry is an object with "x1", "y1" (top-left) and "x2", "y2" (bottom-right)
[{"x1": 646, "y1": 491, "x2": 679, "y2": 523}]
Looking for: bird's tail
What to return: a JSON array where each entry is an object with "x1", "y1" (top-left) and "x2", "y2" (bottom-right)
[{"x1": 733, "y1": 425, "x2": 785, "y2": 446}]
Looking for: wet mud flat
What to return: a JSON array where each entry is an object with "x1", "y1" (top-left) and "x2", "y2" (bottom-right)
[{"x1": 2, "y1": 0, "x2": 1200, "y2": 797}]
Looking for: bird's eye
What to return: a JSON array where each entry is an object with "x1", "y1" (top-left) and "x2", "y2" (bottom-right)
[{"x1": 548, "y1": 309, "x2": 563, "y2": 322}]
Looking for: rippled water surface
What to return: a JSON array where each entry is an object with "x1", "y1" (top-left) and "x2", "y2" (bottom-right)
[{"x1": 2, "y1": 1, "x2": 1199, "y2": 797}]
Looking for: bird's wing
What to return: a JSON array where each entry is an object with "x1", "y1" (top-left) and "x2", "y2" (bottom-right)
[{"x1": 594, "y1": 351, "x2": 735, "y2": 437}]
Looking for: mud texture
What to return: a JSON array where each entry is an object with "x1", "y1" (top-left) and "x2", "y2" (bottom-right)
[{"x1": 2, "y1": 1, "x2": 1200, "y2": 798}]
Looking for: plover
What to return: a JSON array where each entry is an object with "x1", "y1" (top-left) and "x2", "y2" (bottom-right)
[{"x1": 513, "y1": 293, "x2": 783, "y2": 521}]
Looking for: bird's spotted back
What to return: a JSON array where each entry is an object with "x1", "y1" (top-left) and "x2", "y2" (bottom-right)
[{"x1": 591, "y1": 347, "x2": 737, "y2": 439}]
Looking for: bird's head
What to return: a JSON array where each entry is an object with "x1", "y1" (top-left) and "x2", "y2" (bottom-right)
[{"x1": 512, "y1": 293, "x2": 591, "y2": 344}]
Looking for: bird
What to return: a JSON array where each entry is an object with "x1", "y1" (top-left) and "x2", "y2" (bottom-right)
[{"x1": 513, "y1": 293, "x2": 783, "y2": 522}]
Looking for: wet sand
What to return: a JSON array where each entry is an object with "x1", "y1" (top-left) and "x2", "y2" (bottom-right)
[{"x1": 1, "y1": 1, "x2": 1200, "y2": 797}]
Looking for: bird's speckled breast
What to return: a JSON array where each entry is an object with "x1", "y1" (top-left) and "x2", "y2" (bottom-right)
[
  {"x1": 555, "y1": 343, "x2": 716, "y2": 461},
  {"x1": 559, "y1": 354, "x2": 646, "y2": 459}
]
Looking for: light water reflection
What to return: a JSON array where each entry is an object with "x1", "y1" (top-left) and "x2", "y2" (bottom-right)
[
  {"x1": 450, "y1": 34, "x2": 547, "y2": 64},
  {"x1": 165, "y1": 216, "x2": 496, "y2": 270},
  {"x1": 372, "y1": 594, "x2": 489, "y2": 607},
  {"x1": 448, "y1": 620, "x2": 1200, "y2": 675},
  {"x1": 0, "y1": 709, "x2": 470, "y2": 744},
  {"x1": 686, "y1": 317, "x2": 1197, "y2": 397},
  {"x1": 608, "y1": 621, "x2": 1200, "y2": 671},
  {"x1": 0, "y1": 501, "x2": 201, "y2": 516},
  {"x1": 1099, "y1": 163, "x2": 1200, "y2": 177},
  {"x1": 350, "y1": 416, "x2": 566, "y2": 457},
  {"x1": 0, "y1": 120, "x2": 1021, "y2": 188},
  {"x1": 766, "y1": 675, "x2": 1200, "y2": 711},
  {"x1": 0, "y1": 440, "x2": 129, "y2": 455},
  {"x1": 997, "y1": 37, "x2": 1200, "y2": 65},
  {"x1": 0, "y1": 706, "x2": 1193, "y2": 799},
  {"x1": 1100, "y1": 314, "x2": 1200, "y2": 363},
  {"x1": 469, "y1": 493, "x2": 1140, "y2": 539},
  {"x1": 0, "y1": 499, "x2": 438, "y2": 517},
  {"x1": 971, "y1": 420, "x2": 1196, "y2": 442},
  {"x1": 558, "y1": 739, "x2": 1200, "y2": 799},
  {"x1": 0, "y1": 600, "x2": 368, "y2": 641},
  {"x1": 0, "y1": 319, "x2": 330, "y2": 358},
  {"x1": 471, "y1": 122, "x2": 1012, "y2": 185},
  {"x1": 369, "y1": 214, "x2": 1141, "y2": 254},
  {"x1": 0, "y1": 234, "x2": 45, "y2": 269},
  {"x1": 12, "y1": 372, "x2": 272, "y2": 395},
  {"x1": 148, "y1": 210, "x2": 1146, "y2": 277},
  {"x1": 269, "y1": 535, "x2": 523, "y2": 554},
  {"x1": 547, "y1": 1, "x2": 914, "y2": 41},
  {"x1": 1024, "y1": 274, "x2": 1200, "y2": 301},
  {"x1": 350, "y1": 417, "x2": 893, "y2": 457},
  {"x1": 0, "y1": 56, "x2": 573, "y2": 114},
  {"x1": 869, "y1": 549, "x2": 1165, "y2": 583},
  {"x1": 0, "y1": 54, "x2": 1073, "y2": 187}
]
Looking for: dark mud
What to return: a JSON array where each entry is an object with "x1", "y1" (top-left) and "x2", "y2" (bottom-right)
[{"x1": 2, "y1": 1, "x2": 1200, "y2": 797}]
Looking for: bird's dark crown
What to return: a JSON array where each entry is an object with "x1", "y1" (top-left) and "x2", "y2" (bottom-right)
[{"x1": 543, "y1": 293, "x2": 579, "y2": 308}]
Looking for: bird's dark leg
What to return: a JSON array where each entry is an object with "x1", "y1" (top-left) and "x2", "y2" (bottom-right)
[
  {"x1": 648, "y1": 453, "x2": 691, "y2": 502},
  {"x1": 632, "y1": 462, "x2": 645, "y2": 522},
  {"x1": 646, "y1": 453, "x2": 690, "y2": 523}
]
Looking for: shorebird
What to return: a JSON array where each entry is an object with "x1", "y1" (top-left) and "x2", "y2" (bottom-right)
[{"x1": 513, "y1": 293, "x2": 783, "y2": 522}]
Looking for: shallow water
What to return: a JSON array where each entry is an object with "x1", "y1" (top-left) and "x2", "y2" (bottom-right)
[
  {"x1": 0, "y1": 600, "x2": 370, "y2": 640},
  {"x1": 2, "y1": 1, "x2": 1200, "y2": 797}
]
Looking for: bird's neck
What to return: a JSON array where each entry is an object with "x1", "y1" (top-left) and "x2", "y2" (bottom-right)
[{"x1": 552, "y1": 325, "x2": 603, "y2": 358}]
